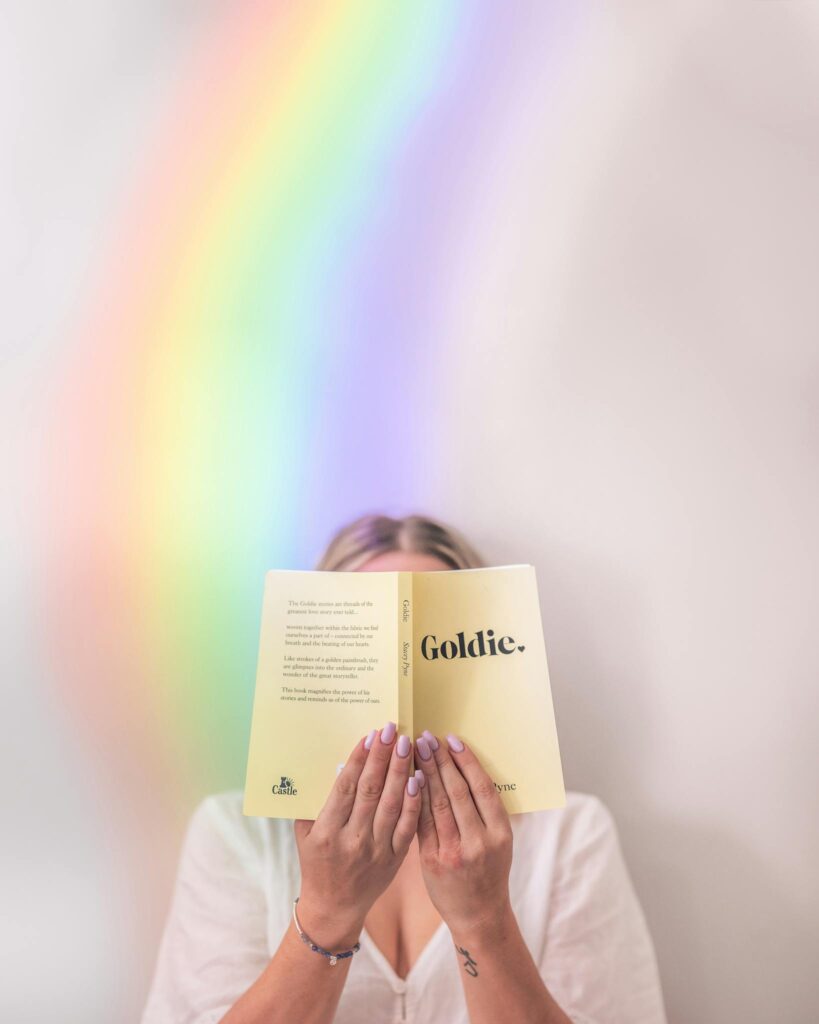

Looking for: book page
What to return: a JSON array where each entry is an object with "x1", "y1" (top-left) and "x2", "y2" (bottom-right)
[
  {"x1": 243, "y1": 570, "x2": 401, "y2": 819},
  {"x1": 411, "y1": 565, "x2": 565, "y2": 814}
]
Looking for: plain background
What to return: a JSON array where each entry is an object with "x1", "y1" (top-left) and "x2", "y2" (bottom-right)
[{"x1": 2, "y1": 3, "x2": 817, "y2": 1022}]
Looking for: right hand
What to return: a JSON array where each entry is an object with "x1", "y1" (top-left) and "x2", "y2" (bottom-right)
[{"x1": 293, "y1": 723, "x2": 422, "y2": 949}]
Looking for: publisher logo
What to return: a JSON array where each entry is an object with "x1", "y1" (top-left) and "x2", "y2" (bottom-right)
[{"x1": 272, "y1": 775, "x2": 298, "y2": 796}]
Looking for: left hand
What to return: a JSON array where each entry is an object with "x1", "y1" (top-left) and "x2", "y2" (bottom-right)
[{"x1": 413, "y1": 731, "x2": 514, "y2": 934}]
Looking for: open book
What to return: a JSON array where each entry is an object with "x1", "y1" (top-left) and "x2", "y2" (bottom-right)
[{"x1": 243, "y1": 564, "x2": 565, "y2": 819}]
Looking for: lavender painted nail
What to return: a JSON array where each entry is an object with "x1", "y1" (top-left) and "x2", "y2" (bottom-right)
[
  {"x1": 407, "y1": 775, "x2": 419, "y2": 797},
  {"x1": 396, "y1": 734, "x2": 411, "y2": 758},
  {"x1": 422, "y1": 729, "x2": 440, "y2": 751},
  {"x1": 416, "y1": 736, "x2": 432, "y2": 761},
  {"x1": 414, "y1": 769, "x2": 426, "y2": 788},
  {"x1": 364, "y1": 728, "x2": 377, "y2": 750},
  {"x1": 446, "y1": 733, "x2": 465, "y2": 753}
]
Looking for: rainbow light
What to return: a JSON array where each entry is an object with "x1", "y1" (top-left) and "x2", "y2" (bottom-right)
[{"x1": 41, "y1": 1, "x2": 576, "y2": 819}]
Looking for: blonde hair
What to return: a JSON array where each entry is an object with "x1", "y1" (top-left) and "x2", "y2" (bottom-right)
[{"x1": 315, "y1": 513, "x2": 484, "y2": 572}]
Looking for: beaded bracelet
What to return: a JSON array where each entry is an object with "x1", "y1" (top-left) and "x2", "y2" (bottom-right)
[{"x1": 292, "y1": 897, "x2": 362, "y2": 966}]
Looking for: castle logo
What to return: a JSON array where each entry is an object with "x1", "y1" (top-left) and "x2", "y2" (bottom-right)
[{"x1": 272, "y1": 776, "x2": 298, "y2": 795}]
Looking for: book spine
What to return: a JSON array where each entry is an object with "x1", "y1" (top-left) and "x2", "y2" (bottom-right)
[{"x1": 397, "y1": 571, "x2": 413, "y2": 743}]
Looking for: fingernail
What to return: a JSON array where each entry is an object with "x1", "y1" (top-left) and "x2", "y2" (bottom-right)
[
  {"x1": 446, "y1": 733, "x2": 464, "y2": 752},
  {"x1": 422, "y1": 729, "x2": 439, "y2": 751},
  {"x1": 381, "y1": 721, "x2": 397, "y2": 744},
  {"x1": 414, "y1": 769, "x2": 425, "y2": 789},
  {"x1": 407, "y1": 775, "x2": 419, "y2": 797},
  {"x1": 396, "y1": 734, "x2": 411, "y2": 758},
  {"x1": 364, "y1": 729, "x2": 377, "y2": 750},
  {"x1": 416, "y1": 736, "x2": 432, "y2": 761}
]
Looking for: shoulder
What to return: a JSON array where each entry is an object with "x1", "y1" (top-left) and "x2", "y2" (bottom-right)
[
  {"x1": 509, "y1": 791, "x2": 635, "y2": 928},
  {"x1": 181, "y1": 789, "x2": 296, "y2": 867},
  {"x1": 560, "y1": 789, "x2": 618, "y2": 838},
  {"x1": 507, "y1": 792, "x2": 622, "y2": 937},
  {"x1": 510, "y1": 790, "x2": 620, "y2": 861}
]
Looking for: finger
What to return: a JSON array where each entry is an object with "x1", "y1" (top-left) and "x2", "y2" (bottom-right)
[
  {"x1": 442, "y1": 736, "x2": 509, "y2": 831},
  {"x1": 347, "y1": 721, "x2": 397, "y2": 832},
  {"x1": 430, "y1": 733, "x2": 484, "y2": 836},
  {"x1": 415, "y1": 763, "x2": 438, "y2": 858},
  {"x1": 314, "y1": 730, "x2": 375, "y2": 829},
  {"x1": 391, "y1": 771, "x2": 423, "y2": 857},
  {"x1": 415, "y1": 734, "x2": 460, "y2": 847},
  {"x1": 373, "y1": 734, "x2": 414, "y2": 843}
]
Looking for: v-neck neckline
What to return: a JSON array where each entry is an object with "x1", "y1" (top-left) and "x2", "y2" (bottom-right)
[{"x1": 360, "y1": 917, "x2": 450, "y2": 988}]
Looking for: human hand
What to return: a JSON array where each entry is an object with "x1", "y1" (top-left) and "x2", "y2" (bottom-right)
[
  {"x1": 413, "y1": 731, "x2": 514, "y2": 934},
  {"x1": 293, "y1": 723, "x2": 422, "y2": 949}
]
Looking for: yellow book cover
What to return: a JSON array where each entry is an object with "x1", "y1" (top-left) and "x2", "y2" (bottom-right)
[{"x1": 243, "y1": 565, "x2": 565, "y2": 819}]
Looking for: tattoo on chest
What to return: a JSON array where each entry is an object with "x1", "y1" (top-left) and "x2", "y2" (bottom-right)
[{"x1": 455, "y1": 945, "x2": 479, "y2": 978}]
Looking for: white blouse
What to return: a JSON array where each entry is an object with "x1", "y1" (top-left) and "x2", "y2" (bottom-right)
[{"x1": 140, "y1": 790, "x2": 667, "y2": 1024}]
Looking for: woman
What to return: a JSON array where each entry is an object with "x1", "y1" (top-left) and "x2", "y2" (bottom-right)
[{"x1": 141, "y1": 514, "x2": 667, "y2": 1024}]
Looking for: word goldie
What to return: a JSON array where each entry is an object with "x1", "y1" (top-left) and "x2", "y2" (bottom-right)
[{"x1": 420, "y1": 628, "x2": 525, "y2": 661}]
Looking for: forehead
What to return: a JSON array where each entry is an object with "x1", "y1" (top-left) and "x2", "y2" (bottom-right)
[{"x1": 356, "y1": 551, "x2": 452, "y2": 573}]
